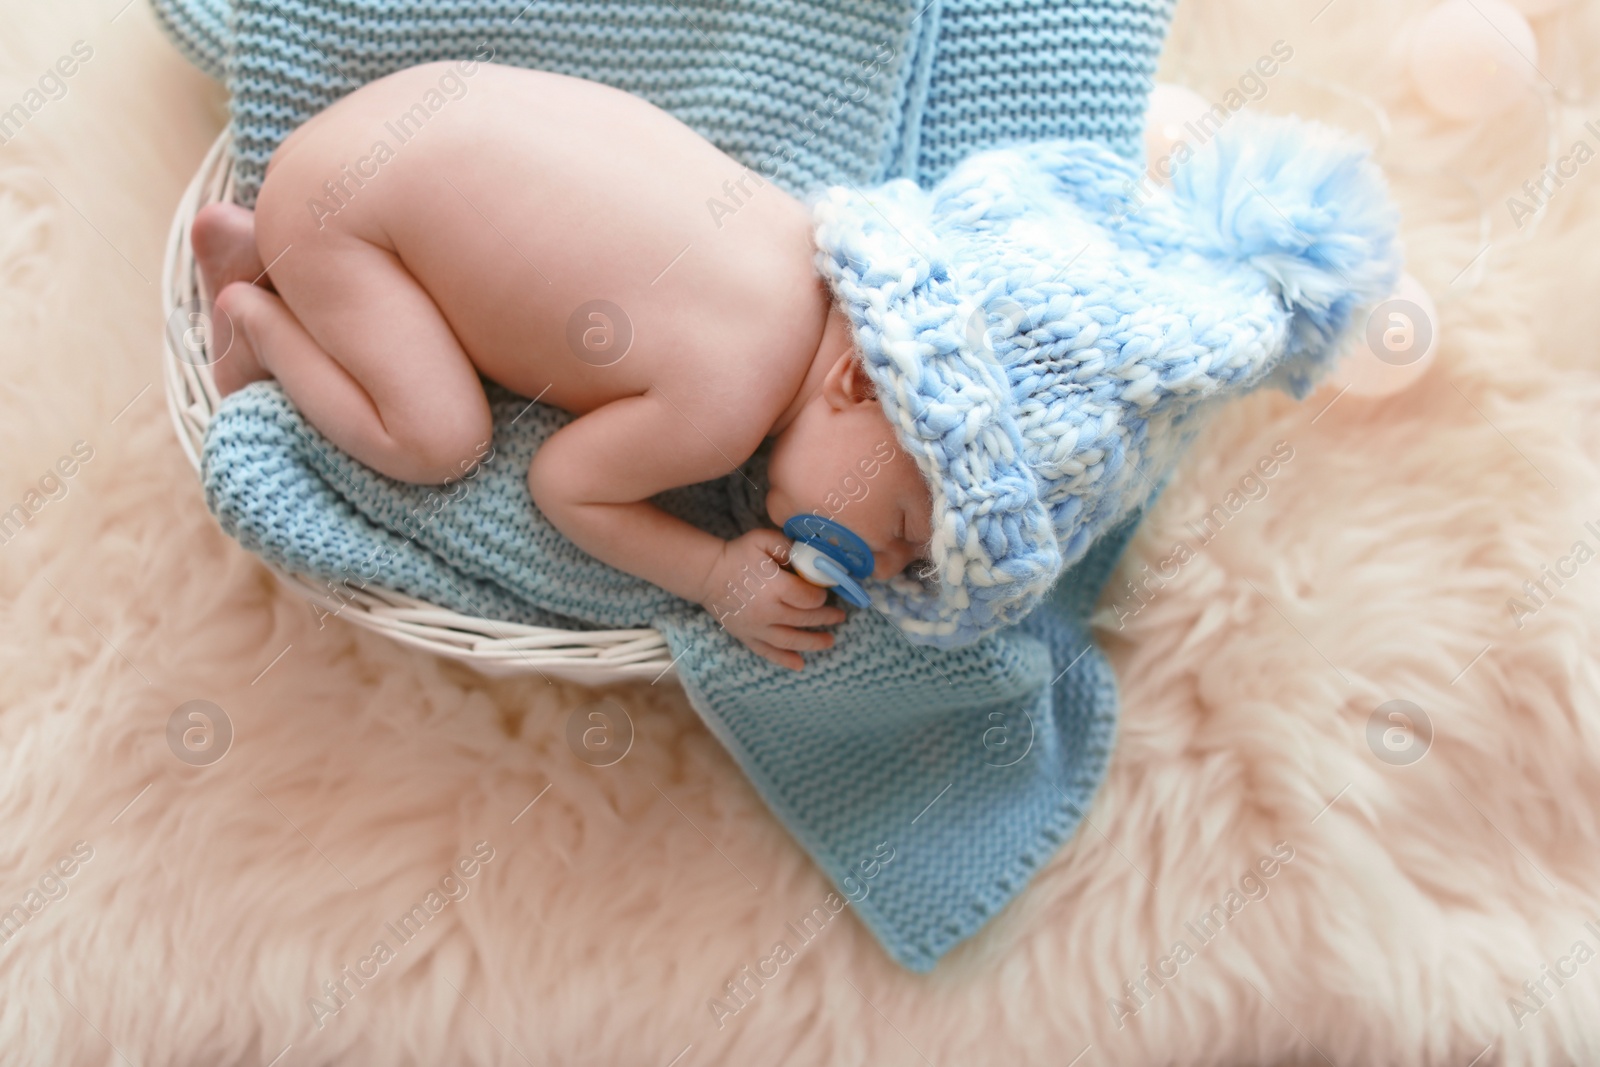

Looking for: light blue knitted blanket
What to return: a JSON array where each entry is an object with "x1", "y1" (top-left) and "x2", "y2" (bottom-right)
[
  {"x1": 152, "y1": 0, "x2": 1173, "y2": 203},
  {"x1": 204, "y1": 381, "x2": 1146, "y2": 972},
  {"x1": 155, "y1": 0, "x2": 1174, "y2": 970}
]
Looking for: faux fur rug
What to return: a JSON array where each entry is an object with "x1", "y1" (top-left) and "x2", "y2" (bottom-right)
[{"x1": 3, "y1": 1, "x2": 1599, "y2": 1064}]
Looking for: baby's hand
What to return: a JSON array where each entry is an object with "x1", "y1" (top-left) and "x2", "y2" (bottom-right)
[{"x1": 699, "y1": 529, "x2": 848, "y2": 671}]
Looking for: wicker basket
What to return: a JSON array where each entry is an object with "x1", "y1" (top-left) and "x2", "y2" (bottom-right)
[{"x1": 162, "y1": 131, "x2": 679, "y2": 685}]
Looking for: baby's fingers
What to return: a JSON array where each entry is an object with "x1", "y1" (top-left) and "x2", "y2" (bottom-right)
[
  {"x1": 761, "y1": 624, "x2": 835, "y2": 653},
  {"x1": 779, "y1": 602, "x2": 848, "y2": 628},
  {"x1": 775, "y1": 574, "x2": 828, "y2": 610},
  {"x1": 745, "y1": 637, "x2": 804, "y2": 672}
]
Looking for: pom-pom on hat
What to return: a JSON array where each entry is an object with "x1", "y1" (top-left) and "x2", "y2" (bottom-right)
[{"x1": 808, "y1": 114, "x2": 1404, "y2": 649}]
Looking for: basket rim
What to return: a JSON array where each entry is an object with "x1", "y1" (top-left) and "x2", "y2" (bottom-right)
[{"x1": 161, "y1": 128, "x2": 679, "y2": 685}]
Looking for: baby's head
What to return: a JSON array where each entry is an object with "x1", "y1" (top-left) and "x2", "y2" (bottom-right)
[{"x1": 765, "y1": 351, "x2": 934, "y2": 582}]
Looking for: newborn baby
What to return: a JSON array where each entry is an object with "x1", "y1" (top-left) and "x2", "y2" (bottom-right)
[{"x1": 192, "y1": 59, "x2": 935, "y2": 670}]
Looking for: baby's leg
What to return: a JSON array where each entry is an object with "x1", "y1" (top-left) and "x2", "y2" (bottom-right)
[{"x1": 212, "y1": 231, "x2": 493, "y2": 486}]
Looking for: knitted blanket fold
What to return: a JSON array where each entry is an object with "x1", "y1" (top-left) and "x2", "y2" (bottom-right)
[
  {"x1": 202, "y1": 381, "x2": 1146, "y2": 971},
  {"x1": 153, "y1": 0, "x2": 1180, "y2": 970}
]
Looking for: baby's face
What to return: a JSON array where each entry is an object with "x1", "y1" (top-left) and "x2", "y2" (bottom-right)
[{"x1": 765, "y1": 364, "x2": 934, "y2": 582}]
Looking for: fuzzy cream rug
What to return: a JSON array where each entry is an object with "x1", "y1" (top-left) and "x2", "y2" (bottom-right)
[{"x1": 3, "y1": 1, "x2": 1600, "y2": 1064}]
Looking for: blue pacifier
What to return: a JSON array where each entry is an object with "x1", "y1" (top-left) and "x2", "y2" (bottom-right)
[{"x1": 781, "y1": 515, "x2": 875, "y2": 609}]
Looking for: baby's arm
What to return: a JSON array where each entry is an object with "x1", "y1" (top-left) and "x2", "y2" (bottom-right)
[{"x1": 526, "y1": 388, "x2": 846, "y2": 670}]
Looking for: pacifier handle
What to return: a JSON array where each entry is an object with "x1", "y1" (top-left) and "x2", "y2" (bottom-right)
[{"x1": 781, "y1": 515, "x2": 875, "y2": 609}]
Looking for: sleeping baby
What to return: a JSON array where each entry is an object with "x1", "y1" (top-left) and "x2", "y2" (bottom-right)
[{"x1": 191, "y1": 58, "x2": 935, "y2": 671}]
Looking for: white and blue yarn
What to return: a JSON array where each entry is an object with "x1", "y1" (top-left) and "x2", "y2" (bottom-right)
[
  {"x1": 152, "y1": 0, "x2": 1401, "y2": 973},
  {"x1": 811, "y1": 114, "x2": 1403, "y2": 649}
]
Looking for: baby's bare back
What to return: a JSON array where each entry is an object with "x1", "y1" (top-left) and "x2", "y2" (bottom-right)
[{"x1": 257, "y1": 61, "x2": 829, "y2": 419}]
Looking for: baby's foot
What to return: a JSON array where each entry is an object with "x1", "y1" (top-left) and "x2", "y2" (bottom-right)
[
  {"x1": 210, "y1": 281, "x2": 271, "y2": 397},
  {"x1": 192, "y1": 202, "x2": 271, "y2": 301},
  {"x1": 193, "y1": 205, "x2": 276, "y2": 396}
]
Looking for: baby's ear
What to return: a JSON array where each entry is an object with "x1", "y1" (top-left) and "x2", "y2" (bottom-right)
[
  {"x1": 838, "y1": 358, "x2": 876, "y2": 409},
  {"x1": 825, "y1": 353, "x2": 878, "y2": 407}
]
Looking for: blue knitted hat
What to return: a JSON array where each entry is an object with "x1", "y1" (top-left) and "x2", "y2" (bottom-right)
[{"x1": 810, "y1": 114, "x2": 1403, "y2": 649}]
